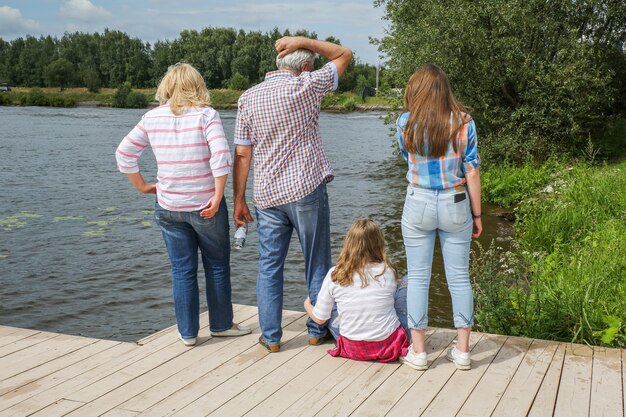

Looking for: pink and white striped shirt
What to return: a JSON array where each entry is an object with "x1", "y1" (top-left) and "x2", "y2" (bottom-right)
[{"x1": 116, "y1": 104, "x2": 231, "y2": 212}]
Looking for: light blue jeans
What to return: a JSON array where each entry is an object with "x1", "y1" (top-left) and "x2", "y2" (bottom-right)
[
  {"x1": 327, "y1": 275, "x2": 410, "y2": 339},
  {"x1": 154, "y1": 199, "x2": 233, "y2": 338},
  {"x1": 255, "y1": 183, "x2": 332, "y2": 345},
  {"x1": 401, "y1": 184, "x2": 474, "y2": 330}
]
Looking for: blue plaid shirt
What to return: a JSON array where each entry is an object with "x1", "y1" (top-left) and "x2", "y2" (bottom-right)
[{"x1": 396, "y1": 112, "x2": 480, "y2": 189}]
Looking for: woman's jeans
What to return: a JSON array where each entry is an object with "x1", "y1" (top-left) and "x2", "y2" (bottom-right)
[
  {"x1": 402, "y1": 184, "x2": 474, "y2": 330},
  {"x1": 154, "y1": 199, "x2": 233, "y2": 338},
  {"x1": 327, "y1": 275, "x2": 410, "y2": 339}
]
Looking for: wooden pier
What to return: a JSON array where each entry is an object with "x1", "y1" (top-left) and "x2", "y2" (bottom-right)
[{"x1": 1, "y1": 304, "x2": 624, "y2": 416}]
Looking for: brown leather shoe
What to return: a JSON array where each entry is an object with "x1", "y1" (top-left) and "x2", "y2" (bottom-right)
[
  {"x1": 259, "y1": 336, "x2": 280, "y2": 353},
  {"x1": 308, "y1": 334, "x2": 332, "y2": 346}
]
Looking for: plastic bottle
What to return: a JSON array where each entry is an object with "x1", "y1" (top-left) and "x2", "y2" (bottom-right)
[{"x1": 233, "y1": 224, "x2": 248, "y2": 250}]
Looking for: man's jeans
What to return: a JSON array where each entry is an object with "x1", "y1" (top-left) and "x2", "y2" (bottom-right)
[
  {"x1": 154, "y1": 199, "x2": 233, "y2": 338},
  {"x1": 255, "y1": 183, "x2": 332, "y2": 345},
  {"x1": 401, "y1": 184, "x2": 474, "y2": 330},
  {"x1": 327, "y1": 275, "x2": 410, "y2": 339}
]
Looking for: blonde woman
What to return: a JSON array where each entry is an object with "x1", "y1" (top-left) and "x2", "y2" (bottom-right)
[
  {"x1": 304, "y1": 219, "x2": 409, "y2": 363},
  {"x1": 397, "y1": 64, "x2": 482, "y2": 370},
  {"x1": 116, "y1": 63, "x2": 250, "y2": 346}
]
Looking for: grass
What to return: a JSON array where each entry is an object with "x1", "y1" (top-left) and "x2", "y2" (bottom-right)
[{"x1": 472, "y1": 160, "x2": 626, "y2": 347}]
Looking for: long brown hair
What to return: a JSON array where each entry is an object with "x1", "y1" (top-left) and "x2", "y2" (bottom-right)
[
  {"x1": 331, "y1": 218, "x2": 398, "y2": 287},
  {"x1": 403, "y1": 64, "x2": 468, "y2": 157}
]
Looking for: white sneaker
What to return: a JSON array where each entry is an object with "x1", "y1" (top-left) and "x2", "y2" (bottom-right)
[
  {"x1": 178, "y1": 332, "x2": 196, "y2": 347},
  {"x1": 447, "y1": 346, "x2": 471, "y2": 370},
  {"x1": 211, "y1": 324, "x2": 252, "y2": 337},
  {"x1": 400, "y1": 345, "x2": 428, "y2": 370}
]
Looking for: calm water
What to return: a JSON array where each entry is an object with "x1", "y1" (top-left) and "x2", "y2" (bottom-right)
[{"x1": 0, "y1": 106, "x2": 512, "y2": 341}]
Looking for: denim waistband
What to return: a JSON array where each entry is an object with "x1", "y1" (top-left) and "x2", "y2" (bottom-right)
[{"x1": 408, "y1": 183, "x2": 466, "y2": 195}]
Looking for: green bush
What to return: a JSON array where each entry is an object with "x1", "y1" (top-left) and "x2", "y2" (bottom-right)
[
  {"x1": 0, "y1": 94, "x2": 12, "y2": 105},
  {"x1": 25, "y1": 88, "x2": 49, "y2": 106},
  {"x1": 112, "y1": 82, "x2": 132, "y2": 108},
  {"x1": 125, "y1": 91, "x2": 148, "y2": 108},
  {"x1": 48, "y1": 95, "x2": 76, "y2": 107},
  {"x1": 341, "y1": 97, "x2": 357, "y2": 112},
  {"x1": 472, "y1": 161, "x2": 626, "y2": 347},
  {"x1": 227, "y1": 73, "x2": 250, "y2": 91}
]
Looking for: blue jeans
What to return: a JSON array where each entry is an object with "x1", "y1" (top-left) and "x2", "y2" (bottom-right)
[
  {"x1": 401, "y1": 184, "x2": 474, "y2": 330},
  {"x1": 154, "y1": 199, "x2": 233, "y2": 338},
  {"x1": 255, "y1": 183, "x2": 332, "y2": 345},
  {"x1": 327, "y1": 275, "x2": 410, "y2": 339}
]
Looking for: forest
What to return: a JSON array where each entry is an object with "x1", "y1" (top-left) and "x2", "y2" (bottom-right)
[{"x1": 0, "y1": 27, "x2": 378, "y2": 94}]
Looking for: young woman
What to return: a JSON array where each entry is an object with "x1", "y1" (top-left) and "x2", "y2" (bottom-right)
[
  {"x1": 115, "y1": 63, "x2": 250, "y2": 346},
  {"x1": 397, "y1": 64, "x2": 482, "y2": 370},
  {"x1": 304, "y1": 218, "x2": 409, "y2": 363}
]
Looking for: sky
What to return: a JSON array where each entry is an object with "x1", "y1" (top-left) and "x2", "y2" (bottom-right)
[{"x1": 0, "y1": 0, "x2": 388, "y2": 64}]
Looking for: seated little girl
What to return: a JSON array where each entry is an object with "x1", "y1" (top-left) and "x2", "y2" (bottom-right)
[{"x1": 304, "y1": 218, "x2": 409, "y2": 362}]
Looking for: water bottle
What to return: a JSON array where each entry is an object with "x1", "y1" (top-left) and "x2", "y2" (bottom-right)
[{"x1": 233, "y1": 224, "x2": 248, "y2": 250}]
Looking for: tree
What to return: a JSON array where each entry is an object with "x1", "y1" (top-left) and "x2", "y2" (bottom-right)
[
  {"x1": 45, "y1": 58, "x2": 75, "y2": 90},
  {"x1": 376, "y1": 0, "x2": 626, "y2": 164}
]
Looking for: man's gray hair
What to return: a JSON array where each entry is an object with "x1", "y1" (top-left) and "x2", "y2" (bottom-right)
[{"x1": 276, "y1": 49, "x2": 317, "y2": 72}]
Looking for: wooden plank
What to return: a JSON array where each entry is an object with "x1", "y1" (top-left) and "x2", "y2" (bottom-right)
[
  {"x1": 143, "y1": 321, "x2": 312, "y2": 417},
  {"x1": 420, "y1": 334, "x2": 509, "y2": 417},
  {"x1": 589, "y1": 346, "x2": 623, "y2": 417},
  {"x1": 122, "y1": 313, "x2": 305, "y2": 415},
  {"x1": 386, "y1": 332, "x2": 485, "y2": 417},
  {"x1": 60, "y1": 307, "x2": 260, "y2": 415},
  {"x1": 491, "y1": 340, "x2": 559, "y2": 417},
  {"x1": 24, "y1": 399, "x2": 85, "y2": 417},
  {"x1": 311, "y1": 361, "x2": 402, "y2": 417},
  {"x1": 0, "y1": 334, "x2": 99, "y2": 381},
  {"x1": 0, "y1": 332, "x2": 59, "y2": 359},
  {"x1": 277, "y1": 358, "x2": 373, "y2": 416},
  {"x1": 552, "y1": 343, "x2": 594, "y2": 417},
  {"x1": 527, "y1": 343, "x2": 566, "y2": 417},
  {"x1": 0, "y1": 342, "x2": 148, "y2": 416},
  {"x1": 0, "y1": 339, "x2": 119, "y2": 396},
  {"x1": 100, "y1": 408, "x2": 139, "y2": 417},
  {"x1": 349, "y1": 329, "x2": 456, "y2": 417},
  {"x1": 0, "y1": 326, "x2": 23, "y2": 337},
  {"x1": 64, "y1": 310, "x2": 268, "y2": 417},
  {"x1": 0, "y1": 327, "x2": 40, "y2": 347},
  {"x1": 204, "y1": 340, "x2": 329, "y2": 416},
  {"x1": 455, "y1": 335, "x2": 534, "y2": 417}
]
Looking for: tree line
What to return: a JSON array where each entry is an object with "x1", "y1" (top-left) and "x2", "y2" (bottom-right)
[
  {"x1": 0, "y1": 27, "x2": 378, "y2": 94},
  {"x1": 376, "y1": 0, "x2": 626, "y2": 164}
]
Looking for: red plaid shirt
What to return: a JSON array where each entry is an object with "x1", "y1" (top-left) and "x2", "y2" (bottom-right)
[
  {"x1": 328, "y1": 325, "x2": 410, "y2": 363},
  {"x1": 234, "y1": 62, "x2": 338, "y2": 209}
]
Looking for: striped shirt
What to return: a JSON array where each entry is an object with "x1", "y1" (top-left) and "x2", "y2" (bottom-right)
[
  {"x1": 116, "y1": 104, "x2": 231, "y2": 211},
  {"x1": 396, "y1": 112, "x2": 480, "y2": 189},
  {"x1": 234, "y1": 62, "x2": 339, "y2": 209}
]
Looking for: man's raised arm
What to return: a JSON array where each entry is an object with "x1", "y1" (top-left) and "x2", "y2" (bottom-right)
[{"x1": 275, "y1": 36, "x2": 352, "y2": 76}]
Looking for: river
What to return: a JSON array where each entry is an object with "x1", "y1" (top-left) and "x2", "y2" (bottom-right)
[{"x1": 0, "y1": 106, "x2": 512, "y2": 341}]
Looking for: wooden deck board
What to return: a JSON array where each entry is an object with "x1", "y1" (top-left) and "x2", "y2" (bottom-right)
[{"x1": 1, "y1": 304, "x2": 624, "y2": 417}]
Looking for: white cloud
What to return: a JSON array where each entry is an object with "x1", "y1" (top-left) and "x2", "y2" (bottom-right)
[
  {"x1": 0, "y1": 6, "x2": 40, "y2": 36},
  {"x1": 60, "y1": 0, "x2": 111, "y2": 22}
]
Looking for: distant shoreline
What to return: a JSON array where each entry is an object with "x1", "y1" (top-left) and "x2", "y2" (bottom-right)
[{"x1": 0, "y1": 87, "x2": 397, "y2": 112}]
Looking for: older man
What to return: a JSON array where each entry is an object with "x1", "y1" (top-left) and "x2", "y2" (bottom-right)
[{"x1": 233, "y1": 36, "x2": 352, "y2": 352}]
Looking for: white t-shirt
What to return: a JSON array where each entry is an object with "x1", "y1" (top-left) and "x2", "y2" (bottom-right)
[{"x1": 312, "y1": 263, "x2": 400, "y2": 341}]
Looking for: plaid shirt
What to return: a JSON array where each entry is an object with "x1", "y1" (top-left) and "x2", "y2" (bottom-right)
[
  {"x1": 234, "y1": 62, "x2": 339, "y2": 209},
  {"x1": 396, "y1": 112, "x2": 480, "y2": 189},
  {"x1": 328, "y1": 325, "x2": 409, "y2": 363}
]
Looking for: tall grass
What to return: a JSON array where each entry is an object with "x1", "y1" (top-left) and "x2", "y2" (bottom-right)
[{"x1": 473, "y1": 161, "x2": 626, "y2": 347}]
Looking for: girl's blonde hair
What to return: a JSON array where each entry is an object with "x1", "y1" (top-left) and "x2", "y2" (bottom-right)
[
  {"x1": 155, "y1": 63, "x2": 211, "y2": 116},
  {"x1": 403, "y1": 64, "x2": 470, "y2": 157},
  {"x1": 331, "y1": 218, "x2": 399, "y2": 287}
]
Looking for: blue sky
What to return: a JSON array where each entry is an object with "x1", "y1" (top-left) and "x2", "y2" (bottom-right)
[{"x1": 0, "y1": 0, "x2": 387, "y2": 64}]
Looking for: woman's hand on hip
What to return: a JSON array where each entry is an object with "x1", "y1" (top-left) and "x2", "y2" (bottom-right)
[
  {"x1": 200, "y1": 195, "x2": 222, "y2": 219},
  {"x1": 141, "y1": 183, "x2": 157, "y2": 194}
]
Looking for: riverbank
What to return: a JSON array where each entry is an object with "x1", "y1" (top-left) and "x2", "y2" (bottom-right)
[
  {"x1": 0, "y1": 87, "x2": 397, "y2": 112},
  {"x1": 474, "y1": 160, "x2": 626, "y2": 348}
]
